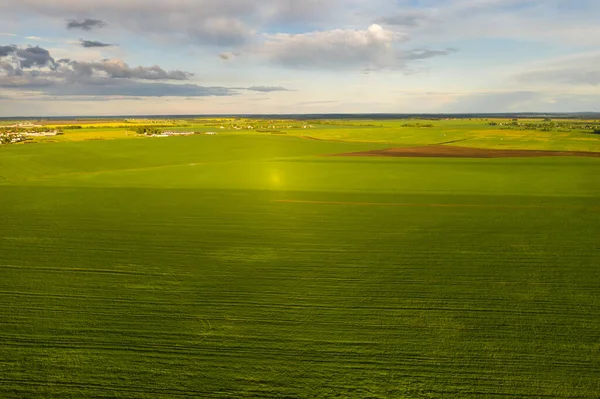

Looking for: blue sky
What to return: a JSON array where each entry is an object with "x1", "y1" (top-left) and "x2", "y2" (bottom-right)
[{"x1": 0, "y1": 0, "x2": 599, "y2": 116}]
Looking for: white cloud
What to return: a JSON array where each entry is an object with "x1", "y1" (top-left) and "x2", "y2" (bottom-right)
[{"x1": 244, "y1": 24, "x2": 456, "y2": 70}]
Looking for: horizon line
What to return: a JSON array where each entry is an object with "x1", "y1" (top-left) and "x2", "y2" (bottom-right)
[{"x1": 2, "y1": 112, "x2": 600, "y2": 120}]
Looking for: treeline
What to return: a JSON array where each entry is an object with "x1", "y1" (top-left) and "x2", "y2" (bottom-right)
[
  {"x1": 402, "y1": 123, "x2": 435, "y2": 128},
  {"x1": 489, "y1": 120, "x2": 600, "y2": 133},
  {"x1": 134, "y1": 126, "x2": 164, "y2": 135}
]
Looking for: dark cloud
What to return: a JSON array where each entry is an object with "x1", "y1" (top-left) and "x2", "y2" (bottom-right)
[
  {"x1": 0, "y1": 45, "x2": 16, "y2": 57},
  {"x1": 66, "y1": 60, "x2": 192, "y2": 80},
  {"x1": 406, "y1": 48, "x2": 458, "y2": 60},
  {"x1": 1, "y1": 46, "x2": 56, "y2": 69},
  {"x1": 66, "y1": 18, "x2": 107, "y2": 31},
  {"x1": 80, "y1": 39, "x2": 115, "y2": 48},
  {"x1": 245, "y1": 86, "x2": 291, "y2": 92},
  {"x1": 17, "y1": 46, "x2": 55, "y2": 68}
]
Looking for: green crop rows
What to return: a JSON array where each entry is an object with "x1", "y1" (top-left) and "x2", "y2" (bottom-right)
[{"x1": 1, "y1": 125, "x2": 599, "y2": 398}]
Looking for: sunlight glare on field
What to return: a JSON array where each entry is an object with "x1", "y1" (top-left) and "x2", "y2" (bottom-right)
[{"x1": 268, "y1": 168, "x2": 283, "y2": 189}]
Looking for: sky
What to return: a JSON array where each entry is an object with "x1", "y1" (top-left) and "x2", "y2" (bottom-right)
[{"x1": 0, "y1": 0, "x2": 599, "y2": 116}]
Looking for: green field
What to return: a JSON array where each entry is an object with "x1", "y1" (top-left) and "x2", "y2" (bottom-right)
[{"x1": 1, "y1": 121, "x2": 600, "y2": 398}]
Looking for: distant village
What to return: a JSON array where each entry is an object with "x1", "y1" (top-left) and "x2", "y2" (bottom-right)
[
  {"x1": 134, "y1": 121, "x2": 316, "y2": 137},
  {"x1": 0, "y1": 122, "x2": 61, "y2": 144},
  {"x1": 134, "y1": 126, "x2": 218, "y2": 137}
]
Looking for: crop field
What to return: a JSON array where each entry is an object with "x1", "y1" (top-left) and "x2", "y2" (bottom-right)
[{"x1": 1, "y1": 119, "x2": 600, "y2": 398}]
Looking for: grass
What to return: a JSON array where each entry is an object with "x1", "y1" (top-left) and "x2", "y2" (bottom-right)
[{"x1": 1, "y1": 126, "x2": 600, "y2": 398}]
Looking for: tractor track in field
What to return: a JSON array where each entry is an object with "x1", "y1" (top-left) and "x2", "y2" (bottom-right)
[
  {"x1": 272, "y1": 199, "x2": 600, "y2": 210},
  {"x1": 434, "y1": 138, "x2": 472, "y2": 145},
  {"x1": 330, "y1": 144, "x2": 600, "y2": 158},
  {"x1": 300, "y1": 135, "x2": 348, "y2": 143}
]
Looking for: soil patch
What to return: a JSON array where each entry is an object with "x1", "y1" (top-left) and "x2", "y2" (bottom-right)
[{"x1": 332, "y1": 145, "x2": 600, "y2": 158}]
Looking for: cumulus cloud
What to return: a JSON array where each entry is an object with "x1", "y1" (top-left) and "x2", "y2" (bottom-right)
[
  {"x1": 253, "y1": 24, "x2": 453, "y2": 70},
  {"x1": 258, "y1": 25, "x2": 407, "y2": 69},
  {"x1": 79, "y1": 39, "x2": 115, "y2": 48},
  {"x1": 67, "y1": 18, "x2": 107, "y2": 30}
]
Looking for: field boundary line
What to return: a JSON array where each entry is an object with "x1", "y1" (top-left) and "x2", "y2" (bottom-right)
[{"x1": 0, "y1": 264, "x2": 168, "y2": 276}]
